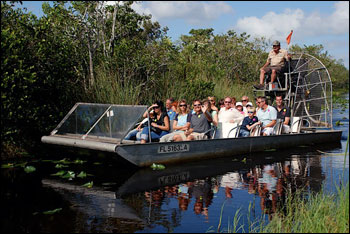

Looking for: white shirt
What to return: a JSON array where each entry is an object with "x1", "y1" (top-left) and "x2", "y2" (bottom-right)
[{"x1": 218, "y1": 107, "x2": 244, "y2": 123}]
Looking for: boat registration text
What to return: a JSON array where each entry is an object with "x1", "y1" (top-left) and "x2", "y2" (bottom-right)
[{"x1": 158, "y1": 144, "x2": 190, "y2": 153}]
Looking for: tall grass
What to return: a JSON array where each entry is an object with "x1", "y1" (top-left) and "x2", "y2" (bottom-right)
[
  {"x1": 260, "y1": 183, "x2": 349, "y2": 233},
  {"x1": 210, "y1": 183, "x2": 349, "y2": 233},
  {"x1": 92, "y1": 65, "x2": 256, "y2": 106}
]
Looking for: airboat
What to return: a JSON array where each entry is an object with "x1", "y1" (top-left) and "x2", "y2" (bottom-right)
[{"x1": 41, "y1": 53, "x2": 342, "y2": 167}]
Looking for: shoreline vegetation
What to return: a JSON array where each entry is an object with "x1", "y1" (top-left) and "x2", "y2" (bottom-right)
[
  {"x1": 1, "y1": 1, "x2": 349, "y2": 158},
  {"x1": 209, "y1": 182, "x2": 349, "y2": 233}
]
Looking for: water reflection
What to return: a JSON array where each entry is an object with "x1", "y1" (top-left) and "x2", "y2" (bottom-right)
[
  {"x1": 1, "y1": 142, "x2": 346, "y2": 233},
  {"x1": 114, "y1": 143, "x2": 343, "y2": 232}
]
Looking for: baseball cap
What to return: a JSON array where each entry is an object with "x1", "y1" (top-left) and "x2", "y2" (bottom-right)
[
  {"x1": 272, "y1": 40, "x2": 280, "y2": 46},
  {"x1": 236, "y1": 102, "x2": 243, "y2": 106},
  {"x1": 246, "y1": 102, "x2": 253, "y2": 107}
]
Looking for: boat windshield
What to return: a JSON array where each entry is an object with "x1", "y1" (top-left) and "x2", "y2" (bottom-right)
[{"x1": 50, "y1": 103, "x2": 147, "y2": 141}]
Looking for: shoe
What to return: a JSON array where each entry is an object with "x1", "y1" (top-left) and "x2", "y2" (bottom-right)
[{"x1": 253, "y1": 84, "x2": 264, "y2": 90}]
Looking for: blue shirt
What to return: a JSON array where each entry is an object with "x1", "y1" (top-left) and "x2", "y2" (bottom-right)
[
  {"x1": 174, "y1": 113, "x2": 190, "y2": 127},
  {"x1": 241, "y1": 116, "x2": 259, "y2": 131},
  {"x1": 257, "y1": 105, "x2": 277, "y2": 127},
  {"x1": 167, "y1": 109, "x2": 177, "y2": 121}
]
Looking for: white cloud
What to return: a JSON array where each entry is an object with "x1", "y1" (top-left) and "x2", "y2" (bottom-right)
[
  {"x1": 235, "y1": 1, "x2": 349, "y2": 41},
  {"x1": 130, "y1": 1, "x2": 233, "y2": 25}
]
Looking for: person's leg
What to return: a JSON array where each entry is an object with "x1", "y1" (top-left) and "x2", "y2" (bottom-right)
[
  {"x1": 124, "y1": 129, "x2": 138, "y2": 140},
  {"x1": 140, "y1": 127, "x2": 150, "y2": 144},
  {"x1": 160, "y1": 132, "x2": 174, "y2": 142},
  {"x1": 259, "y1": 68, "x2": 266, "y2": 85},
  {"x1": 270, "y1": 69, "x2": 277, "y2": 83},
  {"x1": 173, "y1": 132, "x2": 186, "y2": 142},
  {"x1": 241, "y1": 129, "x2": 250, "y2": 137}
]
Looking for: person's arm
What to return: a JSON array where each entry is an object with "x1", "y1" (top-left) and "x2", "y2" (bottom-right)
[
  {"x1": 172, "y1": 120, "x2": 180, "y2": 130},
  {"x1": 212, "y1": 112, "x2": 218, "y2": 126},
  {"x1": 246, "y1": 122, "x2": 259, "y2": 131},
  {"x1": 151, "y1": 115, "x2": 170, "y2": 131},
  {"x1": 284, "y1": 117, "x2": 290, "y2": 126},
  {"x1": 143, "y1": 104, "x2": 156, "y2": 118},
  {"x1": 263, "y1": 120, "x2": 276, "y2": 128},
  {"x1": 261, "y1": 60, "x2": 270, "y2": 69},
  {"x1": 284, "y1": 107, "x2": 291, "y2": 125},
  {"x1": 201, "y1": 105, "x2": 213, "y2": 122},
  {"x1": 184, "y1": 128, "x2": 194, "y2": 136}
]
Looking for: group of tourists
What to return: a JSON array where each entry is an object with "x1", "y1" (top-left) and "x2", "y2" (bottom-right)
[
  {"x1": 124, "y1": 94, "x2": 291, "y2": 143},
  {"x1": 124, "y1": 40, "x2": 292, "y2": 143}
]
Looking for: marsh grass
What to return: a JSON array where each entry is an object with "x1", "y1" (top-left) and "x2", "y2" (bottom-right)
[
  {"x1": 260, "y1": 182, "x2": 349, "y2": 233},
  {"x1": 92, "y1": 68, "x2": 256, "y2": 106},
  {"x1": 209, "y1": 183, "x2": 349, "y2": 233}
]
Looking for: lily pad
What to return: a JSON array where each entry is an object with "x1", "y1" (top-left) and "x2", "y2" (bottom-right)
[
  {"x1": 151, "y1": 163, "x2": 165, "y2": 170},
  {"x1": 51, "y1": 170, "x2": 67, "y2": 176},
  {"x1": 77, "y1": 171, "x2": 87, "y2": 178},
  {"x1": 74, "y1": 159, "x2": 87, "y2": 164},
  {"x1": 55, "y1": 164, "x2": 68, "y2": 169},
  {"x1": 24, "y1": 166, "x2": 36, "y2": 173},
  {"x1": 1, "y1": 163, "x2": 15, "y2": 169},
  {"x1": 82, "y1": 181, "x2": 93, "y2": 188},
  {"x1": 61, "y1": 171, "x2": 75, "y2": 180},
  {"x1": 43, "y1": 208, "x2": 62, "y2": 215},
  {"x1": 335, "y1": 120, "x2": 344, "y2": 126}
]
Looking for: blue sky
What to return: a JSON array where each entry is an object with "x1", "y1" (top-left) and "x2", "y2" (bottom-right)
[{"x1": 15, "y1": 1, "x2": 349, "y2": 68}]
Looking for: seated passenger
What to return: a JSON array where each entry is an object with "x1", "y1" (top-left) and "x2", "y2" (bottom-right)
[
  {"x1": 239, "y1": 107, "x2": 259, "y2": 137},
  {"x1": 256, "y1": 97, "x2": 277, "y2": 136},
  {"x1": 235, "y1": 102, "x2": 246, "y2": 117},
  {"x1": 203, "y1": 99, "x2": 218, "y2": 127},
  {"x1": 218, "y1": 98, "x2": 225, "y2": 110},
  {"x1": 208, "y1": 96, "x2": 219, "y2": 112},
  {"x1": 254, "y1": 40, "x2": 291, "y2": 90},
  {"x1": 218, "y1": 97, "x2": 244, "y2": 124},
  {"x1": 160, "y1": 99, "x2": 191, "y2": 142},
  {"x1": 124, "y1": 111, "x2": 154, "y2": 141},
  {"x1": 166, "y1": 97, "x2": 177, "y2": 121},
  {"x1": 230, "y1": 96, "x2": 237, "y2": 109},
  {"x1": 139, "y1": 100, "x2": 170, "y2": 144},
  {"x1": 241, "y1": 95, "x2": 250, "y2": 115},
  {"x1": 173, "y1": 99, "x2": 212, "y2": 141},
  {"x1": 274, "y1": 94, "x2": 291, "y2": 133}
]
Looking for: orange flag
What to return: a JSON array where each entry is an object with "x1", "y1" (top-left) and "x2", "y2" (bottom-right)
[{"x1": 286, "y1": 30, "x2": 293, "y2": 45}]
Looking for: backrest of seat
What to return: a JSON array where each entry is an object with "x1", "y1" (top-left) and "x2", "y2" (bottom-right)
[
  {"x1": 227, "y1": 122, "x2": 238, "y2": 138},
  {"x1": 250, "y1": 125, "x2": 261, "y2": 136},
  {"x1": 291, "y1": 117, "x2": 302, "y2": 133},
  {"x1": 273, "y1": 119, "x2": 283, "y2": 135},
  {"x1": 169, "y1": 119, "x2": 175, "y2": 133}
]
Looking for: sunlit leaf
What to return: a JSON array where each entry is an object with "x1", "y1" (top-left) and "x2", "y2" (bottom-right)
[
  {"x1": 51, "y1": 170, "x2": 67, "y2": 176},
  {"x1": 43, "y1": 208, "x2": 62, "y2": 215},
  {"x1": 24, "y1": 165, "x2": 36, "y2": 173},
  {"x1": 82, "y1": 181, "x2": 93, "y2": 188},
  {"x1": 77, "y1": 171, "x2": 87, "y2": 178}
]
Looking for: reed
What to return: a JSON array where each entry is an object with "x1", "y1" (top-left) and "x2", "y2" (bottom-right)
[
  {"x1": 209, "y1": 183, "x2": 349, "y2": 233},
  {"x1": 260, "y1": 182, "x2": 349, "y2": 233},
  {"x1": 213, "y1": 79, "x2": 255, "y2": 102}
]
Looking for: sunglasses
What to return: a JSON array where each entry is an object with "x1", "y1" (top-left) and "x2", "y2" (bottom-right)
[
  {"x1": 153, "y1": 106, "x2": 160, "y2": 109},
  {"x1": 209, "y1": 99, "x2": 215, "y2": 102},
  {"x1": 248, "y1": 111, "x2": 254, "y2": 114},
  {"x1": 224, "y1": 101, "x2": 231, "y2": 103},
  {"x1": 193, "y1": 104, "x2": 201, "y2": 107},
  {"x1": 242, "y1": 100, "x2": 248, "y2": 102},
  {"x1": 179, "y1": 104, "x2": 187, "y2": 107}
]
